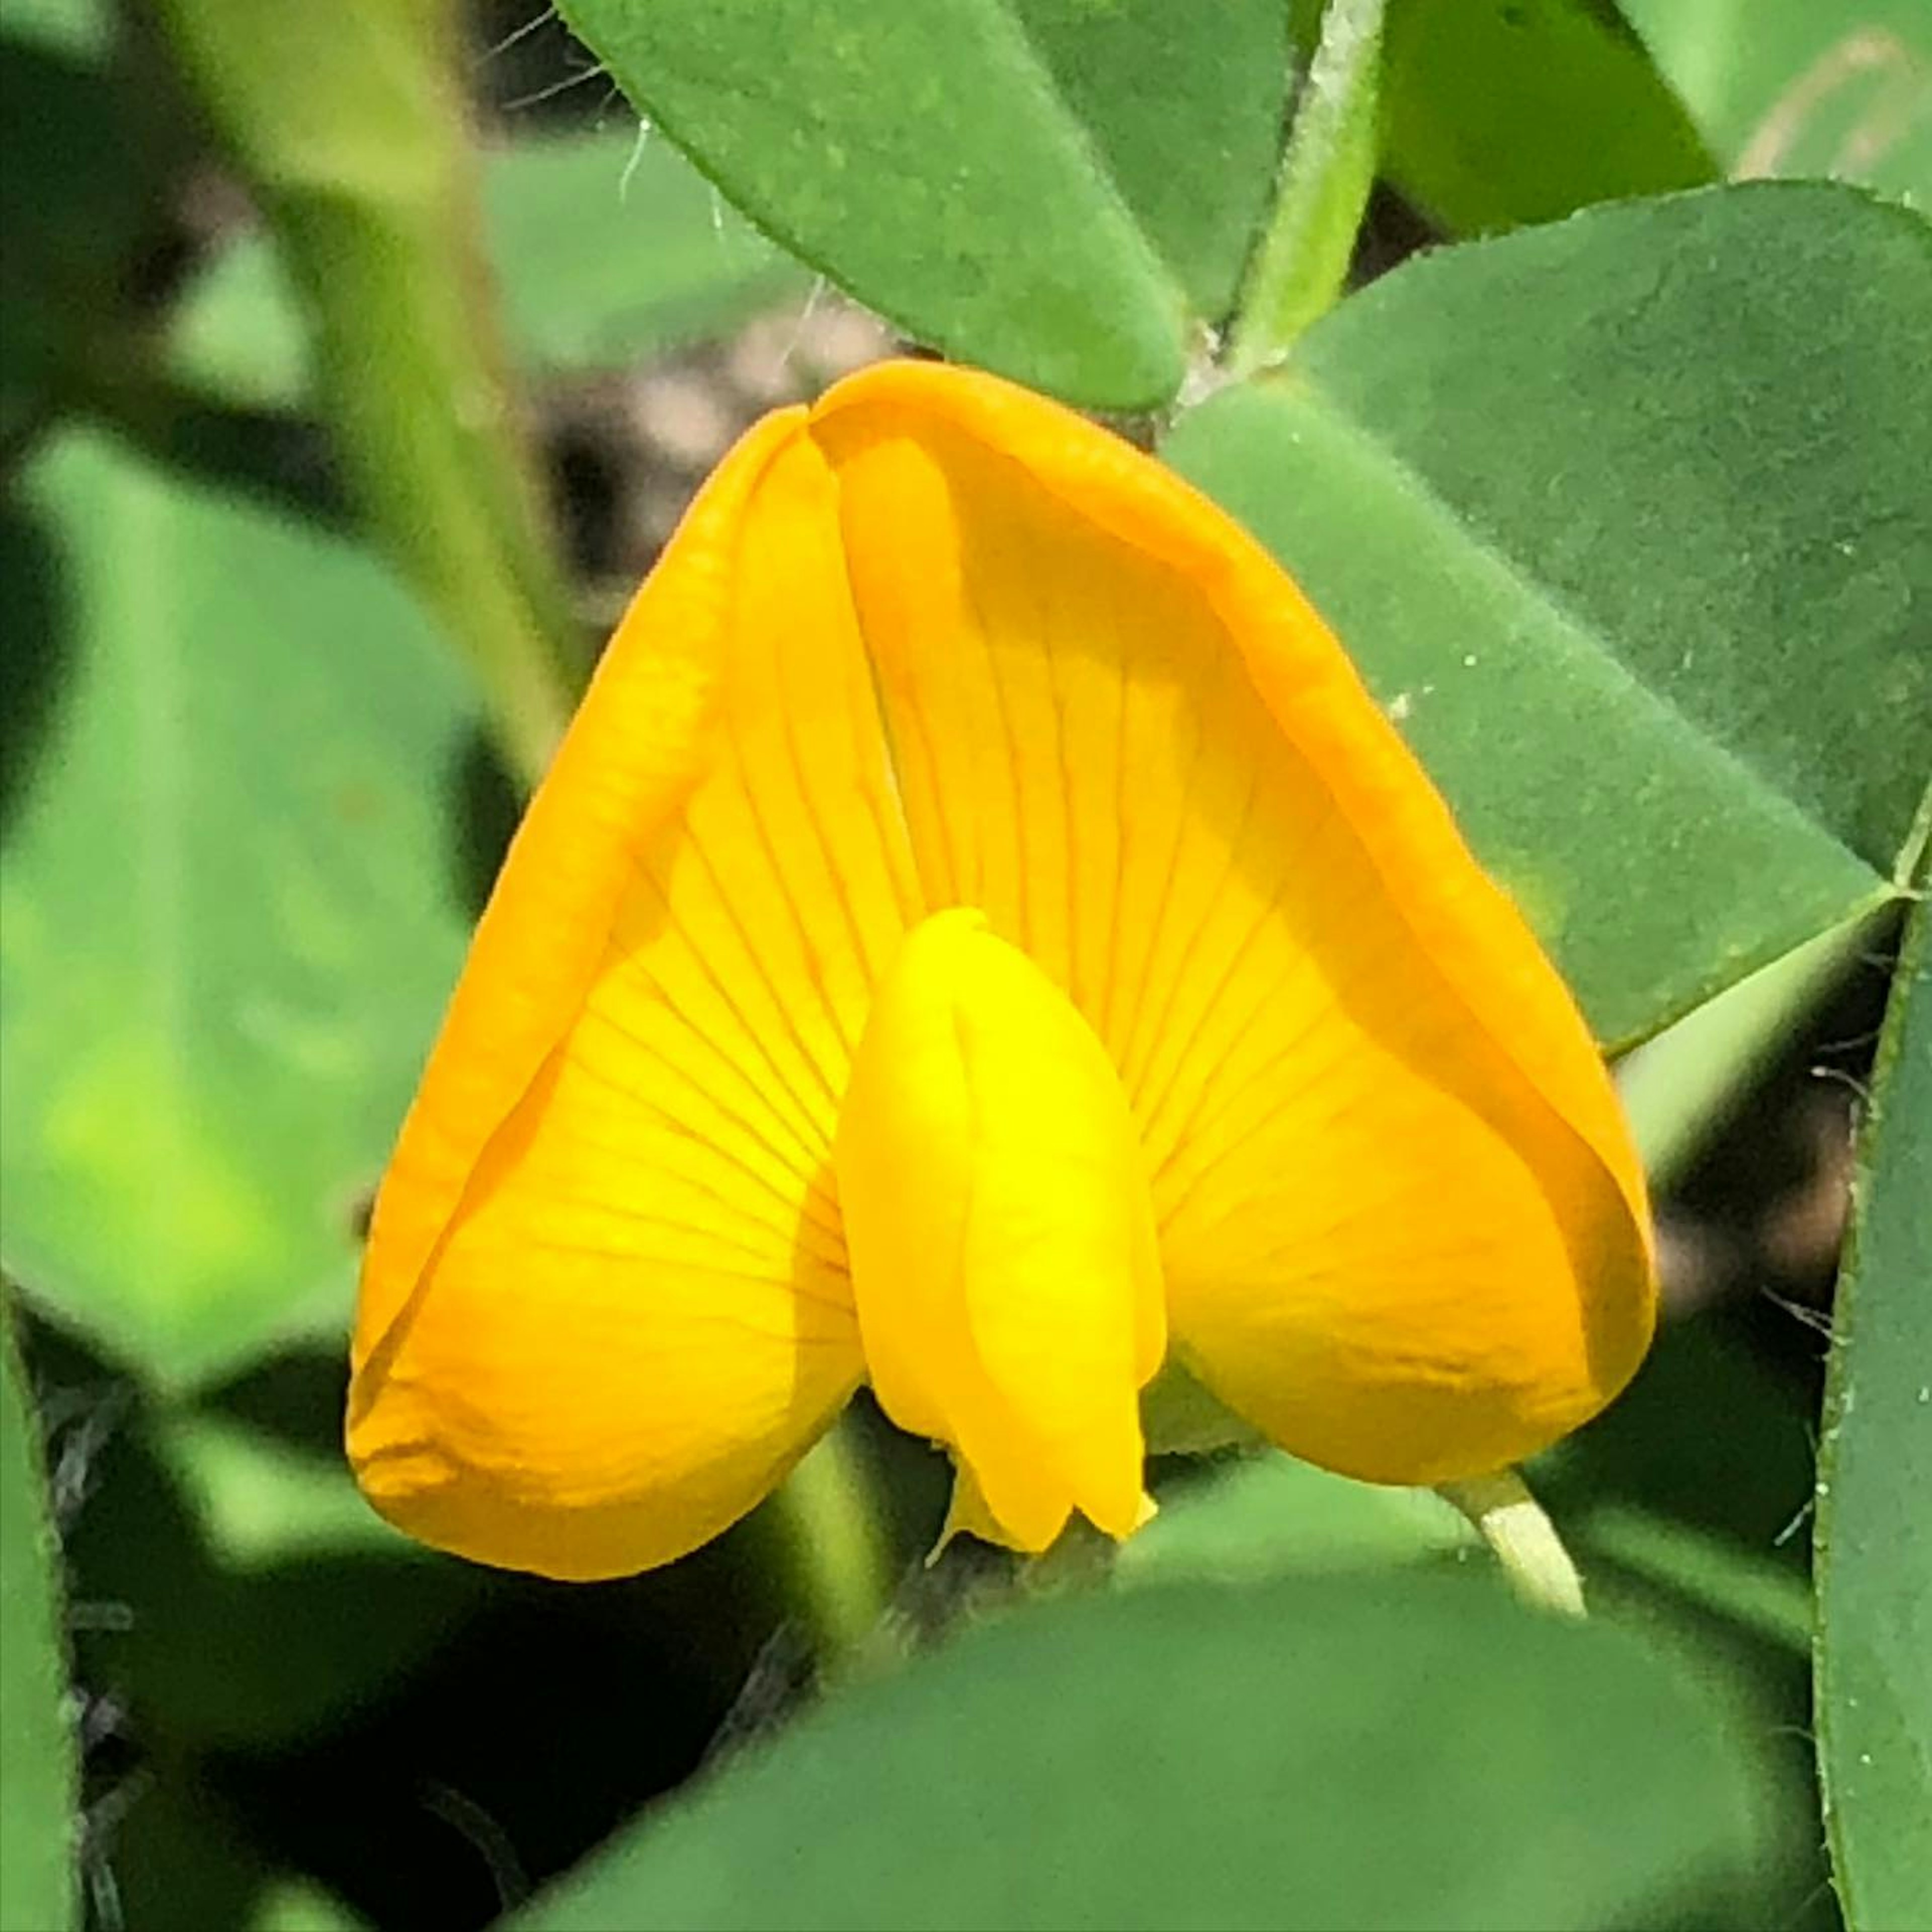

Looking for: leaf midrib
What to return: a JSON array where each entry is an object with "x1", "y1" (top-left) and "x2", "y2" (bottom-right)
[{"x1": 992, "y1": 0, "x2": 1194, "y2": 316}]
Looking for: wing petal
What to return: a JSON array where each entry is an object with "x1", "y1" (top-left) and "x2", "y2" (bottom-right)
[{"x1": 350, "y1": 415, "x2": 915, "y2": 1577}]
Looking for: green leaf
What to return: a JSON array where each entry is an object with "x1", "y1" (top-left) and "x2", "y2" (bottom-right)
[
  {"x1": 1815, "y1": 879, "x2": 1932, "y2": 1929},
  {"x1": 171, "y1": 128, "x2": 813, "y2": 413},
  {"x1": 1379, "y1": 0, "x2": 1715, "y2": 233},
  {"x1": 0, "y1": 1305, "x2": 79, "y2": 1932},
  {"x1": 992, "y1": 0, "x2": 1291, "y2": 324},
  {"x1": 521, "y1": 1572, "x2": 1775, "y2": 1931},
  {"x1": 1121, "y1": 1452, "x2": 1472, "y2": 1587},
  {"x1": 1622, "y1": 0, "x2": 1932, "y2": 203},
  {"x1": 1165, "y1": 184, "x2": 1932, "y2": 1046},
  {"x1": 554, "y1": 0, "x2": 1296, "y2": 407},
  {"x1": 0, "y1": 428, "x2": 474, "y2": 1388}
]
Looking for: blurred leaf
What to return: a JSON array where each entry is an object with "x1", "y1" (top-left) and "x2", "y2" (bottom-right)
[
  {"x1": 1165, "y1": 184, "x2": 1932, "y2": 1047},
  {"x1": 521, "y1": 1573, "x2": 1774, "y2": 1931},
  {"x1": 1815, "y1": 875, "x2": 1932, "y2": 1928},
  {"x1": 85, "y1": 1753, "x2": 271, "y2": 1932},
  {"x1": 0, "y1": 427, "x2": 474, "y2": 1388},
  {"x1": 486, "y1": 130, "x2": 808, "y2": 372},
  {"x1": 64, "y1": 1395, "x2": 485, "y2": 1750},
  {"x1": 249, "y1": 1877, "x2": 371, "y2": 1932},
  {"x1": 555, "y1": 0, "x2": 1297, "y2": 407},
  {"x1": 0, "y1": 1305, "x2": 79, "y2": 1932},
  {"x1": 1578, "y1": 1507, "x2": 1812, "y2": 1655},
  {"x1": 0, "y1": 40, "x2": 170, "y2": 446},
  {"x1": 1379, "y1": 0, "x2": 1714, "y2": 233},
  {"x1": 1623, "y1": 0, "x2": 1932, "y2": 202},
  {"x1": 171, "y1": 129, "x2": 812, "y2": 413},
  {"x1": 165, "y1": 249, "x2": 312, "y2": 421},
  {"x1": 86, "y1": 392, "x2": 348, "y2": 536},
  {"x1": 1122, "y1": 1452, "x2": 1471, "y2": 1587},
  {"x1": 0, "y1": 502, "x2": 65, "y2": 836},
  {"x1": 160, "y1": 1410, "x2": 417, "y2": 1570},
  {"x1": 0, "y1": 0, "x2": 111, "y2": 60},
  {"x1": 1544, "y1": 1307, "x2": 1818, "y2": 1567}
]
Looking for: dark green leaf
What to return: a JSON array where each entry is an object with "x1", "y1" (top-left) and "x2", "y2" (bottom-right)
[
  {"x1": 999, "y1": 0, "x2": 1290, "y2": 323},
  {"x1": 555, "y1": 0, "x2": 1296, "y2": 406},
  {"x1": 520, "y1": 1572, "x2": 1775, "y2": 1931},
  {"x1": 62, "y1": 1397, "x2": 486, "y2": 1748},
  {"x1": 1165, "y1": 184, "x2": 1932, "y2": 1045},
  {"x1": 0, "y1": 40, "x2": 174, "y2": 445},
  {"x1": 1546, "y1": 1307, "x2": 1820, "y2": 1565},
  {"x1": 0, "y1": 1304, "x2": 79, "y2": 1932},
  {"x1": 0, "y1": 428, "x2": 474, "y2": 1388},
  {"x1": 170, "y1": 129, "x2": 813, "y2": 412},
  {"x1": 1379, "y1": 0, "x2": 1715, "y2": 233},
  {"x1": 1815, "y1": 876, "x2": 1932, "y2": 1929}
]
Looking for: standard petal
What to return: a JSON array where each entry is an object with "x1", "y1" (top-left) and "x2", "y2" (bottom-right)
[
  {"x1": 835, "y1": 910, "x2": 1163, "y2": 1551},
  {"x1": 349, "y1": 412, "x2": 917, "y2": 1578},
  {"x1": 810, "y1": 364, "x2": 1654, "y2": 1486}
]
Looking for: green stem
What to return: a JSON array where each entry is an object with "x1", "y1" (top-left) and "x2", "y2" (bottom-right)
[
  {"x1": 766, "y1": 1417, "x2": 895, "y2": 1663},
  {"x1": 1227, "y1": 0, "x2": 1387, "y2": 378},
  {"x1": 150, "y1": 0, "x2": 581, "y2": 789},
  {"x1": 1438, "y1": 1468, "x2": 1586, "y2": 1618}
]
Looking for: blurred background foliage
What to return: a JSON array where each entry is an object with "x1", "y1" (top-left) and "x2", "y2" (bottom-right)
[{"x1": 1, "y1": 2, "x2": 1927, "y2": 1928}]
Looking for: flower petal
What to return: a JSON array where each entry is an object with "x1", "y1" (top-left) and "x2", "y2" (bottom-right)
[
  {"x1": 809, "y1": 364, "x2": 1654, "y2": 1485},
  {"x1": 349, "y1": 413, "x2": 917, "y2": 1578},
  {"x1": 835, "y1": 910, "x2": 1163, "y2": 1550}
]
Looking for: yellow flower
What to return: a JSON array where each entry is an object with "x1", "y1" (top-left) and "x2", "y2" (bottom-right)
[{"x1": 346, "y1": 361, "x2": 1655, "y2": 1580}]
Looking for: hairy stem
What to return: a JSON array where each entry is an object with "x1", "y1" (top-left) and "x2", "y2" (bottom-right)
[{"x1": 1227, "y1": 0, "x2": 1387, "y2": 377}]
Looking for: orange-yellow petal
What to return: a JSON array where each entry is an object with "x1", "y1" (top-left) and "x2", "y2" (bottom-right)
[
  {"x1": 348, "y1": 410, "x2": 918, "y2": 1579},
  {"x1": 835, "y1": 910, "x2": 1162, "y2": 1551},
  {"x1": 808, "y1": 363, "x2": 1654, "y2": 1486},
  {"x1": 353, "y1": 354, "x2": 1656, "y2": 1581}
]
